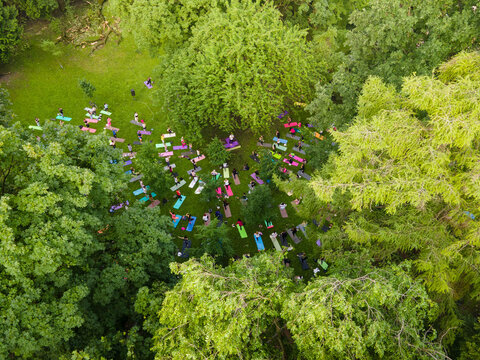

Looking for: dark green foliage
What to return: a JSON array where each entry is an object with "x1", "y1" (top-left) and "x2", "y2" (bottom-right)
[
  {"x1": 135, "y1": 142, "x2": 173, "y2": 197},
  {"x1": 0, "y1": 4, "x2": 22, "y2": 63},
  {"x1": 193, "y1": 219, "x2": 235, "y2": 262},
  {"x1": 201, "y1": 178, "x2": 222, "y2": 203},
  {"x1": 258, "y1": 150, "x2": 279, "y2": 183},
  {"x1": 8, "y1": 0, "x2": 58, "y2": 19},
  {"x1": 205, "y1": 137, "x2": 230, "y2": 167},
  {"x1": 78, "y1": 79, "x2": 96, "y2": 98},
  {"x1": 0, "y1": 88, "x2": 13, "y2": 127},
  {"x1": 242, "y1": 185, "x2": 274, "y2": 225}
]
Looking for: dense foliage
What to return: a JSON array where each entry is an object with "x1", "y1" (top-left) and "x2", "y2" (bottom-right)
[{"x1": 0, "y1": 4, "x2": 21, "y2": 63}]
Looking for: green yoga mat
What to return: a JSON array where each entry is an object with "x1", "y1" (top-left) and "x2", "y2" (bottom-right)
[
  {"x1": 29, "y1": 125, "x2": 42, "y2": 130},
  {"x1": 237, "y1": 224, "x2": 247, "y2": 238},
  {"x1": 100, "y1": 110, "x2": 111, "y2": 116}
]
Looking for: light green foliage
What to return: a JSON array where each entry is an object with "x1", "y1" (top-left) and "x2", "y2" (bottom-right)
[
  {"x1": 242, "y1": 185, "x2": 275, "y2": 225},
  {"x1": 135, "y1": 143, "x2": 173, "y2": 197},
  {"x1": 282, "y1": 263, "x2": 444, "y2": 360},
  {"x1": 0, "y1": 4, "x2": 22, "y2": 63},
  {"x1": 193, "y1": 219, "x2": 235, "y2": 262},
  {"x1": 205, "y1": 137, "x2": 230, "y2": 167},
  {"x1": 312, "y1": 53, "x2": 480, "y2": 299},
  {"x1": 78, "y1": 79, "x2": 96, "y2": 98},
  {"x1": 0, "y1": 122, "x2": 126, "y2": 358},
  {"x1": 114, "y1": 0, "x2": 228, "y2": 51},
  {"x1": 156, "y1": 0, "x2": 320, "y2": 135},
  {"x1": 153, "y1": 253, "x2": 295, "y2": 359}
]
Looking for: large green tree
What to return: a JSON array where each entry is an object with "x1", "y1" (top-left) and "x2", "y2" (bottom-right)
[
  {"x1": 135, "y1": 142, "x2": 173, "y2": 197},
  {"x1": 156, "y1": 0, "x2": 322, "y2": 137},
  {"x1": 0, "y1": 122, "x2": 126, "y2": 358},
  {"x1": 307, "y1": 0, "x2": 480, "y2": 130},
  {"x1": 0, "y1": 4, "x2": 22, "y2": 63},
  {"x1": 311, "y1": 52, "x2": 480, "y2": 309}
]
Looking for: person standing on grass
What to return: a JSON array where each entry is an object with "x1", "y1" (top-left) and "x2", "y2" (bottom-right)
[
  {"x1": 131, "y1": 89, "x2": 136, "y2": 98},
  {"x1": 35, "y1": 118, "x2": 40, "y2": 127},
  {"x1": 137, "y1": 132, "x2": 143, "y2": 143},
  {"x1": 127, "y1": 143, "x2": 132, "y2": 152},
  {"x1": 134, "y1": 112, "x2": 139, "y2": 122},
  {"x1": 112, "y1": 129, "x2": 118, "y2": 138}
]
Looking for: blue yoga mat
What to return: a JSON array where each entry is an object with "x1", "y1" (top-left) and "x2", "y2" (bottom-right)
[
  {"x1": 186, "y1": 216, "x2": 197, "y2": 231},
  {"x1": 173, "y1": 195, "x2": 186, "y2": 209},
  {"x1": 254, "y1": 234, "x2": 265, "y2": 251},
  {"x1": 273, "y1": 137, "x2": 288, "y2": 144}
]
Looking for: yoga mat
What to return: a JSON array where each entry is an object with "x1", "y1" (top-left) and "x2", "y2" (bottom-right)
[
  {"x1": 273, "y1": 137, "x2": 288, "y2": 144},
  {"x1": 104, "y1": 125, "x2": 119, "y2": 131},
  {"x1": 286, "y1": 134, "x2": 301, "y2": 140},
  {"x1": 148, "y1": 200, "x2": 160, "y2": 208},
  {"x1": 233, "y1": 174, "x2": 240, "y2": 185},
  {"x1": 130, "y1": 120, "x2": 142, "y2": 126},
  {"x1": 139, "y1": 196, "x2": 149, "y2": 202},
  {"x1": 84, "y1": 107, "x2": 93, "y2": 112},
  {"x1": 173, "y1": 145, "x2": 188, "y2": 150},
  {"x1": 172, "y1": 215, "x2": 181, "y2": 228},
  {"x1": 254, "y1": 234, "x2": 265, "y2": 251},
  {"x1": 283, "y1": 122, "x2": 298, "y2": 128},
  {"x1": 181, "y1": 150, "x2": 195, "y2": 156},
  {"x1": 269, "y1": 234, "x2": 282, "y2": 251},
  {"x1": 319, "y1": 260, "x2": 328, "y2": 270},
  {"x1": 290, "y1": 154, "x2": 305, "y2": 163},
  {"x1": 225, "y1": 185, "x2": 233, "y2": 197},
  {"x1": 144, "y1": 80, "x2": 153, "y2": 89},
  {"x1": 297, "y1": 171, "x2": 311, "y2": 180},
  {"x1": 224, "y1": 141, "x2": 239, "y2": 149},
  {"x1": 133, "y1": 187, "x2": 148, "y2": 196},
  {"x1": 250, "y1": 173, "x2": 264, "y2": 185},
  {"x1": 138, "y1": 130, "x2": 151, "y2": 135},
  {"x1": 163, "y1": 133, "x2": 176, "y2": 138},
  {"x1": 192, "y1": 154, "x2": 205, "y2": 163},
  {"x1": 283, "y1": 158, "x2": 299, "y2": 166},
  {"x1": 130, "y1": 174, "x2": 144, "y2": 182},
  {"x1": 111, "y1": 137, "x2": 125, "y2": 143},
  {"x1": 170, "y1": 180, "x2": 186, "y2": 191},
  {"x1": 194, "y1": 183, "x2": 205, "y2": 194},
  {"x1": 123, "y1": 160, "x2": 132, "y2": 166},
  {"x1": 189, "y1": 178, "x2": 198, "y2": 188},
  {"x1": 279, "y1": 206, "x2": 288, "y2": 218},
  {"x1": 287, "y1": 229, "x2": 302, "y2": 244},
  {"x1": 292, "y1": 146, "x2": 306, "y2": 154},
  {"x1": 264, "y1": 220, "x2": 273, "y2": 229},
  {"x1": 226, "y1": 145, "x2": 241, "y2": 152},
  {"x1": 224, "y1": 205, "x2": 232, "y2": 218},
  {"x1": 223, "y1": 167, "x2": 229, "y2": 178},
  {"x1": 296, "y1": 223, "x2": 307, "y2": 237},
  {"x1": 257, "y1": 142, "x2": 272, "y2": 148},
  {"x1": 163, "y1": 164, "x2": 176, "y2": 171},
  {"x1": 84, "y1": 118, "x2": 98, "y2": 123},
  {"x1": 133, "y1": 141, "x2": 143, "y2": 145},
  {"x1": 56, "y1": 115, "x2": 72, "y2": 121},
  {"x1": 159, "y1": 151, "x2": 174, "y2": 157},
  {"x1": 216, "y1": 187, "x2": 222, "y2": 195},
  {"x1": 122, "y1": 152, "x2": 137, "y2": 157},
  {"x1": 186, "y1": 216, "x2": 197, "y2": 231},
  {"x1": 271, "y1": 152, "x2": 281, "y2": 159},
  {"x1": 156, "y1": 142, "x2": 171, "y2": 148},
  {"x1": 29, "y1": 125, "x2": 42, "y2": 130},
  {"x1": 100, "y1": 110, "x2": 111, "y2": 116},
  {"x1": 187, "y1": 167, "x2": 201, "y2": 175},
  {"x1": 173, "y1": 195, "x2": 186, "y2": 209},
  {"x1": 84, "y1": 113, "x2": 99, "y2": 119},
  {"x1": 237, "y1": 225, "x2": 247, "y2": 238},
  {"x1": 249, "y1": 155, "x2": 260, "y2": 163},
  {"x1": 125, "y1": 170, "x2": 132, "y2": 174},
  {"x1": 277, "y1": 145, "x2": 287, "y2": 151},
  {"x1": 81, "y1": 127, "x2": 96, "y2": 133}
]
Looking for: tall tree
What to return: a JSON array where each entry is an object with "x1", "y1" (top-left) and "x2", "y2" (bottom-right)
[
  {"x1": 0, "y1": 4, "x2": 22, "y2": 63},
  {"x1": 192, "y1": 220, "x2": 235, "y2": 263},
  {"x1": 242, "y1": 185, "x2": 275, "y2": 225},
  {"x1": 311, "y1": 52, "x2": 480, "y2": 303},
  {"x1": 135, "y1": 142, "x2": 173, "y2": 197},
  {"x1": 156, "y1": 0, "x2": 321, "y2": 138},
  {"x1": 0, "y1": 122, "x2": 126, "y2": 358}
]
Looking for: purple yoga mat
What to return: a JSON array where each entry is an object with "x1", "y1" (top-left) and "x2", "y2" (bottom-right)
[
  {"x1": 138, "y1": 130, "x2": 151, "y2": 135},
  {"x1": 251, "y1": 173, "x2": 264, "y2": 185},
  {"x1": 124, "y1": 160, "x2": 132, "y2": 166},
  {"x1": 144, "y1": 81, "x2": 153, "y2": 89},
  {"x1": 225, "y1": 141, "x2": 239, "y2": 149},
  {"x1": 173, "y1": 145, "x2": 188, "y2": 150}
]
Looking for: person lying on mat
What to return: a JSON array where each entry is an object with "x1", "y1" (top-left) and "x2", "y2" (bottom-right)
[
  {"x1": 258, "y1": 135, "x2": 264, "y2": 144},
  {"x1": 146, "y1": 77, "x2": 152, "y2": 86},
  {"x1": 254, "y1": 231, "x2": 263, "y2": 237},
  {"x1": 184, "y1": 213, "x2": 192, "y2": 222},
  {"x1": 169, "y1": 211, "x2": 176, "y2": 219},
  {"x1": 243, "y1": 163, "x2": 250, "y2": 171},
  {"x1": 232, "y1": 168, "x2": 239, "y2": 177},
  {"x1": 167, "y1": 127, "x2": 173, "y2": 133},
  {"x1": 224, "y1": 178, "x2": 230, "y2": 187},
  {"x1": 223, "y1": 200, "x2": 229, "y2": 209},
  {"x1": 279, "y1": 202, "x2": 287, "y2": 210},
  {"x1": 211, "y1": 169, "x2": 219, "y2": 176},
  {"x1": 236, "y1": 219, "x2": 244, "y2": 227}
]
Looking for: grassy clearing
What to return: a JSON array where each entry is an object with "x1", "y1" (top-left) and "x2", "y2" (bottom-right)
[{"x1": 0, "y1": 22, "x2": 320, "y2": 275}]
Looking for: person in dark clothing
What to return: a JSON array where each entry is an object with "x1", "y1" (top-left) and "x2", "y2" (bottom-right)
[
  {"x1": 130, "y1": 89, "x2": 136, "y2": 97},
  {"x1": 243, "y1": 163, "x2": 250, "y2": 171},
  {"x1": 280, "y1": 231, "x2": 288, "y2": 246}
]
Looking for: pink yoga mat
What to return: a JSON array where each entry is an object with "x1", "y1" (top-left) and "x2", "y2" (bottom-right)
[
  {"x1": 224, "y1": 205, "x2": 232, "y2": 218},
  {"x1": 279, "y1": 206, "x2": 288, "y2": 218},
  {"x1": 111, "y1": 137, "x2": 125, "y2": 143},
  {"x1": 225, "y1": 185, "x2": 233, "y2": 196},
  {"x1": 283, "y1": 158, "x2": 299, "y2": 166},
  {"x1": 216, "y1": 187, "x2": 222, "y2": 195},
  {"x1": 233, "y1": 174, "x2": 240, "y2": 185},
  {"x1": 289, "y1": 154, "x2": 305, "y2": 163},
  {"x1": 81, "y1": 127, "x2": 96, "y2": 133},
  {"x1": 84, "y1": 118, "x2": 98, "y2": 123},
  {"x1": 159, "y1": 151, "x2": 174, "y2": 157}
]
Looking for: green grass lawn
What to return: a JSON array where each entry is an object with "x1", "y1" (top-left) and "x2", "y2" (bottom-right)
[{"x1": 0, "y1": 23, "x2": 321, "y2": 276}]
